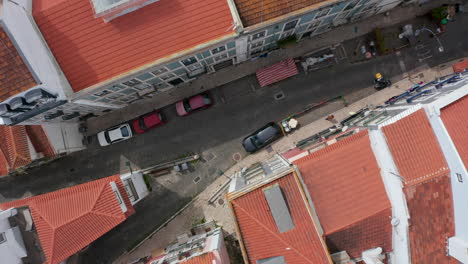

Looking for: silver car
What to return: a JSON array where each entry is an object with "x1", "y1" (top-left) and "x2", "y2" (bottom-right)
[{"x1": 97, "y1": 123, "x2": 133, "y2": 147}]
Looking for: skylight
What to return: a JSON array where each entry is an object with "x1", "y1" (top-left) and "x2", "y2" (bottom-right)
[{"x1": 90, "y1": 0, "x2": 161, "y2": 21}]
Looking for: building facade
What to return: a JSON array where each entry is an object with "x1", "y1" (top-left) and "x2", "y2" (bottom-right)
[{"x1": 0, "y1": 0, "x2": 405, "y2": 126}]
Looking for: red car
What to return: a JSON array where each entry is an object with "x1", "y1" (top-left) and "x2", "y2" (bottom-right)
[
  {"x1": 131, "y1": 110, "x2": 165, "y2": 134},
  {"x1": 176, "y1": 93, "x2": 212, "y2": 116}
]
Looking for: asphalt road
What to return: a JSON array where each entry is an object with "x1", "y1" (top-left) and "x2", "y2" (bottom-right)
[{"x1": 1, "y1": 13, "x2": 467, "y2": 264}]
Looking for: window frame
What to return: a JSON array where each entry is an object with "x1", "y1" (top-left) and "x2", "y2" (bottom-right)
[
  {"x1": 211, "y1": 45, "x2": 227, "y2": 55},
  {"x1": 315, "y1": 8, "x2": 331, "y2": 19},
  {"x1": 251, "y1": 30, "x2": 266, "y2": 42},
  {"x1": 282, "y1": 19, "x2": 299, "y2": 32}
]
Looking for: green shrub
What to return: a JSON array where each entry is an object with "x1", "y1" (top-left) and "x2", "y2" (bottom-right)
[{"x1": 277, "y1": 35, "x2": 297, "y2": 48}]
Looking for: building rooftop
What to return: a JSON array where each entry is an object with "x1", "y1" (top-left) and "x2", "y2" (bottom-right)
[
  {"x1": 0, "y1": 125, "x2": 55, "y2": 176},
  {"x1": 0, "y1": 126, "x2": 31, "y2": 175},
  {"x1": 403, "y1": 175, "x2": 455, "y2": 263},
  {"x1": 294, "y1": 130, "x2": 391, "y2": 235},
  {"x1": 0, "y1": 26, "x2": 37, "y2": 102},
  {"x1": 229, "y1": 171, "x2": 331, "y2": 264},
  {"x1": 233, "y1": 0, "x2": 327, "y2": 27},
  {"x1": 0, "y1": 175, "x2": 135, "y2": 264},
  {"x1": 33, "y1": 0, "x2": 235, "y2": 92},
  {"x1": 440, "y1": 95, "x2": 468, "y2": 170},
  {"x1": 382, "y1": 109, "x2": 449, "y2": 186}
]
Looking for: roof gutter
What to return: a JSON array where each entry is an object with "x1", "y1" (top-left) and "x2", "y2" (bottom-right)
[{"x1": 226, "y1": 0, "x2": 244, "y2": 33}]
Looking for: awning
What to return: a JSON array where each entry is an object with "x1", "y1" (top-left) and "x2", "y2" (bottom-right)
[
  {"x1": 453, "y1": 60, "x2": 468, "y2": 73},
  {"x1": 256, "y1": 58, "x2": 299, "y2": 87}
]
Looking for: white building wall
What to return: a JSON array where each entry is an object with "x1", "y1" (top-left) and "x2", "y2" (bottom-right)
[
  {"x1": 424, "y1": 86, "x2": 468, "y2": 262},
  {"x1": 42, "y1": 123, "x2": 85, "y2": 154},
  {"x1": 368, "y1": 129, "x2": 411, "y2": 264},
  {"x1": 120, "y1": 172, "x2": 150, "y2": 204},
  {"x1": 0, "y1": 209, "x2": 27, "y2": 264}
]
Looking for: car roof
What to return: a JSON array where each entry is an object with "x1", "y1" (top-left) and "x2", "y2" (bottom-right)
[{"x1": 257, "y1": 125, "x2": 279, "y2": 141}]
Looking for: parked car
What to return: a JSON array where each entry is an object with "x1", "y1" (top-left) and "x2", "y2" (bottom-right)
[
  {"x1": 176, "y1": 93, "x2": 212, "y2": 116},
  {"x1": 131, "y1": 110, "x2": 165, "y2": 134},
  {"x1": 97, "y1": 123, "x2": 133, "y2": 146},
  {"x1": 242, "y1": 122, "x2": 283, "y2": 153}
]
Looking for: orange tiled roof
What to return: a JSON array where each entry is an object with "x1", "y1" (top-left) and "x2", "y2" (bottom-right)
[
  {"x1": 404, "y1": 174, "x2": 456, "y2": 263},
  {"x1": 26, "y1": 125, "x2": 55, "y2": 158},
  {"x1": 294, "y1": 130, "x2": 391, "y2": 235},
  {"x1": 181, "y1": 252, "x2": 215, "y2": 264},
  {"x1": 441, "y1": 95, "x2": 468, "y2": 170},
  {"x1": 0, "y1": 175, "x2": 135, "y2": 264},
  {"x1": 0, "y1": 125, "x2": 32, "y2": 173},
  {"x1": 233, "y1": 0, "x2": 327, "y2": 27},
  {"x1": 325, "y1": 208, "x2": 392, "y2": 259},
  {"x1": 0, "y1": 26, "x2": 37, "y2": 102},
  {"x1": 382, "y1": 109, "x2": 449, "y2": 186},
  {"x1": 33, "y1": 0, "x2": 235, "y2": 92},
  {"x1": 231, "y1": 173, "x2": 331, "y2": 264}
]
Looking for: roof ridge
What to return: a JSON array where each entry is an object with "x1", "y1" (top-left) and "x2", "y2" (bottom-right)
[
  {"x1": 91, "y1": 180, "x2": 111, "y2": 211},
  {"x1": 294, "y1": 130, "x2": 368, "y2": 165},
  {"x1": 404, "y1": 169, "x2": 450, "y2": 187},
  {"x1": 232, "y1": 199, "x2": 318, "y2": 264}
]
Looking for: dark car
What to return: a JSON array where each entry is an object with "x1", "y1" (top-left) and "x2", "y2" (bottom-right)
[
  {"x1": 242, "y1": 122, "x2": 283, "y2": 153},
  {"x1": 131, "y1": 110, "x2": 165, "y2": 134}
]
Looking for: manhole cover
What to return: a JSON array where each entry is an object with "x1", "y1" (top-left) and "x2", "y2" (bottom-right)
[
  {"x1": 232, "y1": 152, "x2": 242, "y2": 162},
  {"x1": 274, "y1": 91, "x2": 285, "y2": 100},
  {"x1": 194, "y1": 176, "x2": 201, "y2": 183},
  {"x1": 218, "y1": 199, "x2": 225, "y2": 205}
]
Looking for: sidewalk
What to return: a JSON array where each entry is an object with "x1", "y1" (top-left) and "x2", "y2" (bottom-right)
[
  {"x1": 113, "y1": 64, "x2": 456, "y2": 264},
  {"x1": 86, "y1": 1, "x2": 455, "y2": 135}
]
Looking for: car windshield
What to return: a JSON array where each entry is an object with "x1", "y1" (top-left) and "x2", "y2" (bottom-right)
[
  {"x1": 250, "y1": 136, "x2": 263, "y2": 147},
  {"x1": 120, "y1": 126, "x2": 129, "y2": 137},
  {"x1": 183, "y1": 100, "x2": 192, "y2": 112},
  {"x1": 104, "y1": 131, "x2": 111, "y2": 143},
  {"x1": 138, "y1": 118, "x2": 147, "y2": 130}
]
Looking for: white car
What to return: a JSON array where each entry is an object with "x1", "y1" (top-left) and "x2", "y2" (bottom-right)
[{"x1": 97, "y1": 123, "x2": 133, "y2": 147}]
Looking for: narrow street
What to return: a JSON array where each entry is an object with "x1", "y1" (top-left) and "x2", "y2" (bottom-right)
[{"x1": 1, "y1": 12, "x2": 468, "y2": 264}]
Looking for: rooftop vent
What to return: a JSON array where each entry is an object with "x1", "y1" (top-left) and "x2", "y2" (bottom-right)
[
  {"x1": 90, "y1": 0, "x2": 161, "y2": 22},
  {"x1": 263, "y1": 183, "x2": 295, "y2": 233}
]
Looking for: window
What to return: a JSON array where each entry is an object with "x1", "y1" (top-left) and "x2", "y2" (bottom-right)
[
  {"x1": 344, "y1": 0, "x2": 360, "y2": 11},
  {"x1": 0, "y1": 232, "x2": 6, "y2": 244},
  {"x1": 151, "y1": 67, "x2": 168, "y2": 75},
  {"x1": 214, "y1": 53, "x2": 229, "y2": 62},
  {"x1": 168, "y1": 78, "x2": 184, "y2": 86},
  {"x1": 122, "y1": 79, "x2": 142, "y2": 87},
  {"x1": 94, "y1": 90, "x2": 111, "y2": 97},
  {"x1": 113, "y1": 191, "x2": 123, "y2": 204},
  {"x1": 315, "y1": 8, "x2": 331, "y2": 19},
  {"x1": 107, "y1": 93, "x2": 123, "y2": 100},
  {"x1": 108, "y1": 85, "x2": 125, "y2": 91},
  {"x1": 309, "y1": 20, "x2": 322, "y2": 29},
  {"x1": 283, "y1": 20, "x2": 298, "y2": 32},
  {"x1": 186, "y1": 63, "x2": 203, "y2": 72},
  {"x1": 211, "y1": 45, "x2": 226, "y2": 55},
  {"x1": 181, "y1": 56, "x2": 198, "y2": 66},
  {"x1": 160, "y1": 73, "x2": 175, "y2": 81},
  {"x1": 133, "y1": 83, "x2": 152, "y2": 90},
  {"x1": 251, "y1": 49, "x2": 263, "y2": 57},
  {"x1": 251, "y1": 31, "x2": 266, "y2": 41},
  {"x1": 251, "y1": 41, "x2": 264, "y2": 49}
]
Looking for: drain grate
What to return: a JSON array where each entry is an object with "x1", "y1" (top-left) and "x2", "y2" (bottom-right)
[
  {"x1": 194, "y1": 176, "x2": 201, "y2": 183},
  {"x1": 274, "y1": 91, "x2": 285, "y2": 100}
]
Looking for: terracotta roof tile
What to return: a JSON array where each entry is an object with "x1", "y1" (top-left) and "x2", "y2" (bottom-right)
[
  {"x1": 325, "y1": 208, "x2": 393, "y2": 259},
  {"x1": 233, "y1": 0, "x2": 327, "y2": 27},
  {"x1": 440, "y1": 95, "x2": 468, "y2": 170},
  {"x1": 25, "y1": 125, "x2": 55, "y2": 157},
  {"x1": 0, "y1": 125, "x2": 32, "y2": 173},
  {"x1": 33, "y1": 0, "x2": 235, "y2": 92},
  {"x1": 0, "y1": 175, "x2": 135, "y2": 264},
  {"x1": 294, "y1": 130, "x2": 391, "y2": 234},
  {"x1": 230, "y1": 173, "x2": 331, "y2": 264},
  {"x1": 0, "y1": 26, "x2": 37, "y2": 102},
  {"x1": 382, "y1": 109, "x2": 449, "y2": 186},
  {"x1": 404, "y1": 175, "x2": 457, "y2": 263},
  {"x1": 181, "y1": 252, "x2": 215, "y2": 264}
]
